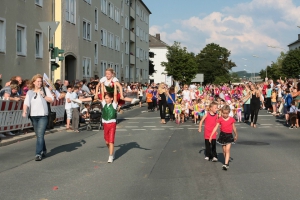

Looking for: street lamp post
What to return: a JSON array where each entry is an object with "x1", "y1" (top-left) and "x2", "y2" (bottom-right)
[{"x1": 253, "y1": 55, "x2": 267, "y2": 79}]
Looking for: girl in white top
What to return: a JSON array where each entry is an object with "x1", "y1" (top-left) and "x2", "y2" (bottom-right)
[
  {"x1": 95, "y1": 68, "x2": 139, "y2": 110},
  {"x1": 182, "y1": 84, "x2": 192, "y2": 102}
]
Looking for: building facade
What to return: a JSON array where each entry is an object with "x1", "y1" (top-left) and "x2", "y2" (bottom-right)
[
  {"x1": 0, "y1": 0, "x2": 52, "y2": 86},
  {"x1": 149, "y1": 34, "x2": 172, "y2": 85},
  {"x1": 0, "y1": 0, "x2": 151, "y2": 85},
  {"x1": 288, "y1": 34, "x2": 300, "y2": 50}
]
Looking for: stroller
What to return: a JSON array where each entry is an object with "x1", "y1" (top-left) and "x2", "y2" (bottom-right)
[{"x1": 86, "y1": 102, "x2": 103, "y2": 131}]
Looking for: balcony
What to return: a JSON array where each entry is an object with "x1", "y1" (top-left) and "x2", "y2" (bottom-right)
[
  {"x1": 130, "y1": 7, "x2": 135, "y2": 19},
  {"x1": 130, "y1": 55, "x2": 135, "y2": 65},
  {"x1": 130, "y1": 32, "x2": 135, "y2": 42}
]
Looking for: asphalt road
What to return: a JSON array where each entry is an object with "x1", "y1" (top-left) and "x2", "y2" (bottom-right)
[{"x1": 1, "y1": 105, "x2": 300, "y2": 200}]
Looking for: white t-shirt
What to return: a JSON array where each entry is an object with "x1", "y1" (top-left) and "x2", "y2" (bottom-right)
[
  {"x1": 101, "y1": 100, "x2": 118, "y2": 123},
  {"x1": 182, "y1": 90, "x2": 191, "y2": 101},
  {"x1": 100, "y1": 77, "x2": 119, "y2": 86},
  {"x1": 65, "y1": 92, "x2": 72, "y2": 109}
]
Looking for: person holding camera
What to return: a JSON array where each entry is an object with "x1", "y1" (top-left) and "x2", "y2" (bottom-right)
[{"x1": 22, "y1": 74, "x2": 54, "y2": 161}]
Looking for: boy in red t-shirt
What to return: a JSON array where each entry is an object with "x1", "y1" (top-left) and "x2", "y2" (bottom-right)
[
  {"x1": 209, "y1": 105, "x2": 238, "y2": 170},
  {"x1": 198, "y1": 102, "x2": 219, "y2": 161}
]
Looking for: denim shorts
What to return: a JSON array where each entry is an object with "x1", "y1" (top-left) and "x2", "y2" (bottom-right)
[{"x1": 66, "y1": 108, "x2": 72, "y2": 119}]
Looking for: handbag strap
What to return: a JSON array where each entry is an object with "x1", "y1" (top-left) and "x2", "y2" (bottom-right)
[{"x1": 42, "y1": 87, "x2": 51, "y2": 113}]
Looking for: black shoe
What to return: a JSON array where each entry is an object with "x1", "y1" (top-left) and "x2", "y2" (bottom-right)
[
  {"x1": 35, "y1": 155, "x2": 42, "y2": 161},
  {"x1": 222, "y1": 164, "x2": 229, "y2": 170}
]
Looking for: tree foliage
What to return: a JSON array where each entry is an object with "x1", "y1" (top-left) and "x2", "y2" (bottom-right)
[
  {"x1": 161, "y1": 41, "x2": 198, "y2": 84},
  {"x1": 282, "y1": 49, "x2": 300, "y2": 78},
  {"x1": 259, "y1": 52, "x2": 286, "y2": 80},
  {"x1": 196, "y1": 43, "x2": 236, "y2": 84}
]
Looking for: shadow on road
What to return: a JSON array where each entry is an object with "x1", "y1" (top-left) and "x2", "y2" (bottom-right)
[
  {"x1": 46, "y1": 140, "x2": 86, "y2": 158},
  {"x1": 98, "y1": 142, "x2": 151, "y2": 161}
]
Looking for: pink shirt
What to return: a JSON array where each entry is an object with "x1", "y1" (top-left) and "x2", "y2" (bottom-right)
[
  {"x1": 217, "y1": 117, "x2": 235, "y2": 133},
  {"x1": 204, "y1": 112, "x2": 218, "y2": 139}
]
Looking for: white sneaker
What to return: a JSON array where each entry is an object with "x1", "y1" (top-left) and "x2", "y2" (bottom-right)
[
  {"x1": 72, "y1": 99, "x2": 82, "y2": 104},
  {"x1": 107, "y1": 155, "x2": 114, "y2": 163},
  {"x1": 131, "y1": 98, "x2": 140, "y2": 104},
  {"x1": 6, "y1": 132, "x2": 15, "y2": 136},
  {"x1": 212, "y1": 157, "x2": 218, "y2": 162},
  {"x1": 204, "y1": 157, "x2": 209, "y2": 161},
  {"x1": 0, "y1": 133, "x2": 6, "y2": 138}
]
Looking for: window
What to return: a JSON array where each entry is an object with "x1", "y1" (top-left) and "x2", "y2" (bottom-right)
[
  {"x1": 145, "y1": 70, "x2": 148, "y2": 79},
  {"x1": 83, "y1": 57, "x2": 91, "y2": 77},
  {"x1": 125, "y1": 15, "x2": 129, "y2": 30},
  {"x1": 121, "y1": 52, "x2": 124, "y2": 67},
  {"x1": 84, "y1": 0, "x2": 91, "y2": 4},
  {"x1": 100, "y1": 29, "x2": 107, "y2": 46},
  {"x1": 94, "y1": 42, "x2": 98, "y2": 64},
  {"x1": 125, "y1": 65, "x2": 129, "y2": 78},
  {"x1": 83, "y1": 19, "x2": 91, "y2": 41},
  {"x1": 125, "y1": 41, "x2": 129, "y2": 54},
  {"x1": 115, "y1": 64, "x2": 119, "y2": 79},
  {"x1": 136, "y1": 4, "x2": 140, "y2": 16},
  {"x1": 66, "y1": 0, "x2": 76, "y2": 24},
  {"x1": 0, "y1": 18, "x2": 6, "y2": 53},
  {"x1": 101, "y1": 0, "x2": 107, "y2": 14},
  {"x1": 108, "y1": 32, "x2": 114, "y2": 49},
  {"x1": 108, "y1": 2, "x2": 114, "y2": 19},
  {"x1": 16, "y1": 24, "x2": 26, "y2": 56},
  {"x1": 121, "y1": 0, "x2": 124, "y2": 16},
  {"x1": 146, "y1": 34, "x2": 148, "y2": 43},
  {"x1": 115, "y1": 36, "x2": 120, "y2": 51},
  {"x1": 101, "y1": 61, "x2": 107, "y2": 76},
  {"x1": 35, "y1": 31, "x2": 43, "y2": 58},
  {"x1": 136, "y1": 26, "x2": 139, "y2": 38},
  {"x1": 121, "y1": 26, "x2": 124, "y2": 43},
  {"x1": 35, "y1": 0, "x2": 43, "y2": 7},
  {"x1": 115, "y1": 7, "x2": 120, "y2": 23},
  {"x1": 95, "y1": 7, "x2": 98, "y2": 30},
  {"x1": 140, "y1": 49, "x2": 143, "y2": 61},
  {"x1": 136, "y1": 68, "x2": 139, "y2": 79},
  {"x1": 126, "y1": 0, "x2": 129, "y2": 6},
  {"x1": 136, "y1": 47, "x2": 139, "y2": 58}
]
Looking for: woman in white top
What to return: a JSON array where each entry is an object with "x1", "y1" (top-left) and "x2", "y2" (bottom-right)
[
  {"x1": 137, "y1": 86, "x2": 144, "y2": 107},
  {"x1": 22, "y1": 74, "x2": 54, "y2": 161}
]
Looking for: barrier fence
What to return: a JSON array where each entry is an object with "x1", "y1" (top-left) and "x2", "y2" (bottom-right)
[{"x1": 0, "y1": 92, "x2": 143, "y2": 133}]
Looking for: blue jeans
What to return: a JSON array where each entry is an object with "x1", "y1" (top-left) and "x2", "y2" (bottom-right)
[
  {"x1": 243, "y1": 104, "x2": 250, "y2": 121},
  {"x1": 31, "y1": 116, "x2": 48, "y2": 156}
]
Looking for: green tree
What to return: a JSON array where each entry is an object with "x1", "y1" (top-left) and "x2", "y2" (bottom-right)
[
  {"x1": 161, "y1": 41, "x2": 198, "y2": 84},
  {"x1": 196, "y1": 43, "x2": 236, "y2": 84},
  {"x1": 259, "y1": 52, "x2": 286, "y2": 81},
  {"x1": 282, "y1": 49, "x2": 300, "y2": 78}
]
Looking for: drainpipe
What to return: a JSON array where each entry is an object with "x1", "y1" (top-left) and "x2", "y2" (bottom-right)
[{"x1": 128, "y1": 2, "x2": 131, "y2": 83}]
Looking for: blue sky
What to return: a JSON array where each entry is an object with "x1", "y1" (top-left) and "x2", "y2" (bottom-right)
[{"x1": 143, "y1": 0, "x2": 300, "y2": 74}]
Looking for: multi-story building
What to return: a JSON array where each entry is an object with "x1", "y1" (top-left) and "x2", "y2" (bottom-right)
[
  {"x1": 288, "y1": 34, "x2": 300, "y2": 50},
  {"x1": 149, "y1": 34, "x2": 172, "y2": 85},
  {"x1": 0, "y1": 0, "x2": 151, "y2": 85},
  {"x1": 0, "y1": 0, "x2": 53, "y2": 86}
]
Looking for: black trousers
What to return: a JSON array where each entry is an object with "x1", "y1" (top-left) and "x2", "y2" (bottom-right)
[
  {"x1": 167, "y1": 103, "x2": 174, "y2": 120},
  {"x1": 159, "y1": 100, "x2": 167, "y2": 119},
  {"x1": 250, "y1": 107, "x2": 260, "y2": 124},
  {"x1": 148, "y1": 102, "x2": 153, "y2": 110},
  {"x1": 205, "y1": 139, "x2": 217, "y2": 159}
]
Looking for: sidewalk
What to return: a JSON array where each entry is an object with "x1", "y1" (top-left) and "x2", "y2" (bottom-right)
[{"x1": 0, "y1": 102, "x2": 142, "y2": 147}]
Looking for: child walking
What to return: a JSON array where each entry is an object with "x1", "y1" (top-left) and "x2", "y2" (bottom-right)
[
  {"x1": 209, "y1": 105, "x2": 238, "y2": 170},
  {"x1": 174, "y1": 99, "x2": 182, "y2": 124},
  {"x1": 101, "y1": 82, "x2": 118, "y2": 163},
  {"x1": 198, "y1": 101, "x2": 219, "y2": 161}
]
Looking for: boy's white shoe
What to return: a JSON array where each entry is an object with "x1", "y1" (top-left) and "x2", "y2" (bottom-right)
[
  {"x1": 72, "y1": 99, "x2": 82, "y2": 104},
  {"x1": 0, "y1": 133, "x2": 6, "y2": 138},
  {"x1": 131, "y1": 98, "x2": 140, "y2": 104},
  {"x1": 107, "y1": 155, "x2": 114, "y2": 163},
  {"x1": 204, "y1": 157, "x2": 209, "y2": 161}
]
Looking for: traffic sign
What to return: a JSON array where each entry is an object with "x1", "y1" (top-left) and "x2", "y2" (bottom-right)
[{"x1": 38, "y1": 21, "x2": 60, "y2": 39}]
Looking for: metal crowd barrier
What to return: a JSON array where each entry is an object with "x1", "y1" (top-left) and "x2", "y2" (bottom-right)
[
  {"x1": 0, "y1": 99, "x2": 65, "y2": 133},
  {"x1": 0, "y1": 92, "x2": 145, "y2": 133}
]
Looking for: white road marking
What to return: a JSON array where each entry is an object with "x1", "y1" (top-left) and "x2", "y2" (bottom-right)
[
  {"x1": 152, "y1": 128, "x2": 165, "y2": 130},
  {"x1": 258, "y1": 126, "x2": 270, "y2": 128},
  {"x1": 188, "y1": 128, "x2": 199, "y2": 130},
  {"x1": 143, "y1": 126, "x2": 156, "y2": 127},
  {"x1": 125, "y1": 126, "x2": 139, "y2": 128},
  {"x1": 260, "y1": 124, "x2": 273, "y2": 125},
  {"x1": 144, "y1": 122, "x2": 155, "y2": 123},
  {"x1": 117, "y1": 129, "x2": 128, "y2": 131},
  {"x1": 132, "y1": 129, "x2": 146, "y2": 131},
  {"x1": 128, "y1": 122, "x2": 139, "y2": 123},
  {"x1": 170, "y1": 128, "x2": 184, "y2": 130}
]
